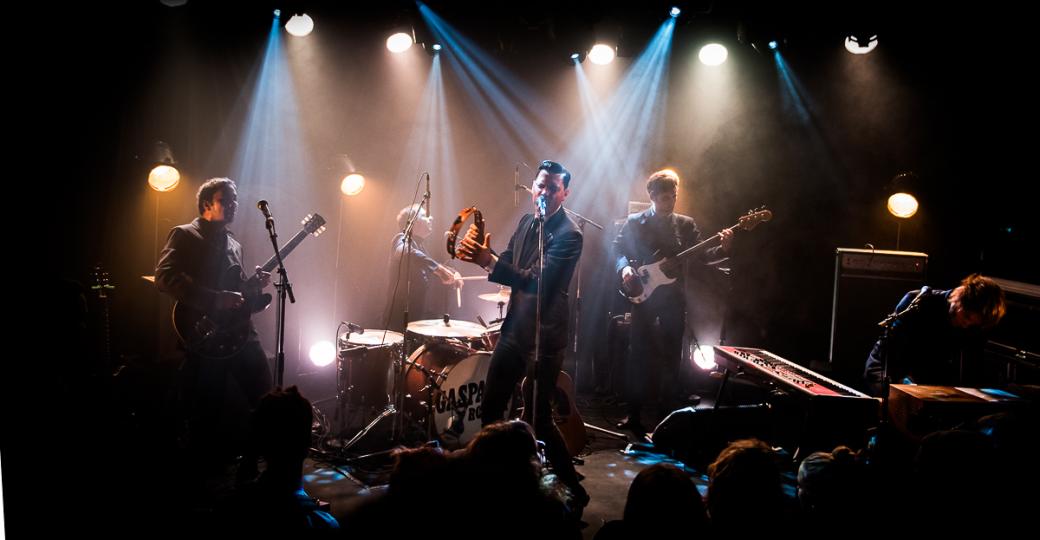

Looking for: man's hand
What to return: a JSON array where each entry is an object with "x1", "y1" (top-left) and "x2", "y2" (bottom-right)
[
  {"x1": 719, "y1": 229, "x2": 734, "y2": 252},
  {"x1": 255, "y1": 266, "x2": 272, "y2": 288},
  {"x1": 621, "y1": 265, "x2": 643, "y2": 296},
  {"x1": 458, "y1": 224, "x2": 493, "y2": 268}
]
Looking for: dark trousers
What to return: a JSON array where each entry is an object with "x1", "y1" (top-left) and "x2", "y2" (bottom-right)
[
  {"x1": 179, "y1": 340, "x2": 273, "y2": 462},
  {"x1": 625, "y1": 295, "x2": 686, "y2": 419},
  {"x1": 480, "y1": 335, "x2": 584, "y2": 492}
]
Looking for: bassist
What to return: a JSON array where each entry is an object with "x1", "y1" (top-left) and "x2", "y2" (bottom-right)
[{"x1": 613, "y1": 169, "x2": 732, "y2": 435}]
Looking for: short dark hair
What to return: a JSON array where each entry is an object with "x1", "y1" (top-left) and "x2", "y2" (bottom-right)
[
  {"x1": 197, "y1": 177, "x2": 236, "y2": 214},
  {"x1": 646, "y1": 169, "x2": 679, "y2": 195},
  {"x1": 539, "y1": 160, "x2": 572, "y2": 188},
  {"x1": 958, "y1": 273, "x2": 1006, "y2": 328}
]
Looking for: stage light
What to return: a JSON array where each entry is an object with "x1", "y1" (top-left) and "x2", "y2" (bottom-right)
[
  {"x1": 571, "y1": 52, "x2": 580, "y2": 60},
  {"x1": 768, "y1": 40, "x2": 778, "y2": 50},
  {"x1": 285, "y1": 14, "x2": 314, "y2": 37},
  {"x1": 692, "y1": 345, "x2": 716, "y2": 370},
  {"x1": 148, "y1": 165, "x2": 180, "y2": 192},
  {"x1": 670, "y1": 7, "x2": 681, "y2": 17},
  {"x1": 147, "y1": 141, "x2": 180, "y2": 192},
  {"x1": 432, "y1": 43, "x2": 442, "y2": 51},
  {"x1": 309, "y1": 341, "x2": 336, "y2": 367},
  {"x1": 887, "y1": 192, "x2": 918, "y2": 219},
  {"x1": 272, "y1": 9, "x2": 280, "y2": 18},
  {"x1": 845, "y1": 34, "x2": 878, "y2": 55},
  {"x1": 387, "y1": 31, "x2": 414, "y2": 53},
  {"x1": 589, "y1": 44, "x2": 616, "y2": 65},
  {"x1": 341, "y1": 173, "x2": 365, "y2": 196},
  {"x1": 698, "y1": 43, "x2": 728, "y2": 66}
]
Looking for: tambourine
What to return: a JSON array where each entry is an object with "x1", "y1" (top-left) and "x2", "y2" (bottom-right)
[{"x1": 446, "y1": 206, "x2": 485, "y2": 259}]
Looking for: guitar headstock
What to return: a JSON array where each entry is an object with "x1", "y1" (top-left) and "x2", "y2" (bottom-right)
[
  {"x1": 91, "y1": 263, "x2": 115, "y2": 299},
  {"x1": 303, "y1": 213, "x2": 327, "y2": 237},
  {"x1": 737, "y1": 207, "x2": 773, "y2": 231}
]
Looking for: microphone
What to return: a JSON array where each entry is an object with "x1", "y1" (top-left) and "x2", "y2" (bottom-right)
[
  {"x1": 424, "y1": 172, "x2": 431, "y2": 215},
  {"x1": 877, "y1": 286, "x2": 930, "y2": 327},
  {"x1": 257, "y1": 200, "x2": 274, "y2": 229},
  {"x1": 344, "y1": 321, "x2": 365, "y2": 335},
  {"x1": 536, "y1": 194, "x2": 548, "y2": 217}
]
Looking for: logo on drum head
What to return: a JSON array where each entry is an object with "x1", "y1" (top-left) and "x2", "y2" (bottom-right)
[{"x1": 436, "y1": 380, "x2": 484, "y2": 415}]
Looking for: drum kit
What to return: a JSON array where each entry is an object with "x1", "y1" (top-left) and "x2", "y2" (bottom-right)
[{"x1": 332, "y1": 287, "x2": 511, "y2": 450}]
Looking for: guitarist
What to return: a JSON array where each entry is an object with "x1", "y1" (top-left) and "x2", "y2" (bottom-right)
[
  {"x1": 156, "y1": 177, "x2": 273, "y2": 463},
  {"x1": 614, "y1": 169, "x2": 732, "y2": 435}
]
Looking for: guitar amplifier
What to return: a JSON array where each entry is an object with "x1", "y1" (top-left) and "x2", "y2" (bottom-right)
[{"x1": 829, "y1": 248, "x2": 928, "y2": 389}]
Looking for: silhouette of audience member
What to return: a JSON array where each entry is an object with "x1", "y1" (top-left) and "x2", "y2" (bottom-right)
[
  {"x1": 221, "y1": 386, "x2": 338, "y2": 530},
  {"x1": 594, "y1": 463, "x2": 709, "y2": 540},
  {"x1": 707, "y1": 439, "x2": 787, "y2": 533},
  {"x1": 797, "y1": 446, "x2": 872, "y2": 529},
  {"x1": 462, "y1": 420, "x2": 581, "y2": 539},
  {"x1": 345, "y1": 444, "x2": 457, "y2": 536}
]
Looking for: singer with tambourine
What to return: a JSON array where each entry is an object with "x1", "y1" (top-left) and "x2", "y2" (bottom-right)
[
  {"x1": 454, "y1": 159, "x2": 591, "y2": 511},
  {"x1": 863, "y1": 273, "x2": 1006, "y2": 396}
]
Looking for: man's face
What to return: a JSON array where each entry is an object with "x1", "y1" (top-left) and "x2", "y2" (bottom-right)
[
  {"x1": 531, "y1": 170, "x2": 568, "y2": 215},
  {"x1": 204, "y1": 187, "x2": 238, "y2": 224},
  {"x1": 948, "y1": 286, "x2": 983, "y2": 329},
  {"x1": 650, "y1": 186, "x2": 677, "y2": 215},
  {"x1": 413, "y1": 210, "x2": 433, "y2": 239}
]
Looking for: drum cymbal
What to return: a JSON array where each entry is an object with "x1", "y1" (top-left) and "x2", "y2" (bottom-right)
[
  {"x1": 477, "y1": 288, "x2": 511, "y2": 303},
  {"x1": 407, "y1": 319, "x2": 486, "y2": 338},
  {"x1": 340, "y1": 329, "x2": 404, "y2": 346}
]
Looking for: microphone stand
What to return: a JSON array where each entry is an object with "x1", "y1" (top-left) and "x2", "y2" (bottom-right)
[
  {"x1": 533, "y1": 203, "x2": 545, "y2": 437},
  {"x1": 562, "y1": 208, "x2": 603, "y2": 392},
  {"x1": 264, "y1": 214, "x2": 295, "y2": 387}
]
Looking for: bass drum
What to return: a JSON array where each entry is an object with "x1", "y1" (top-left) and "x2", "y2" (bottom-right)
[{"x1": 403, "y1": 341, "x2": 497, "y2": 447}]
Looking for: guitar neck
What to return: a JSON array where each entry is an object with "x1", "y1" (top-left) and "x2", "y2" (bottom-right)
[
  {"x1": 673, "y1": 222, "x2": 738, "y2": 260},
  {"x1": 260, "y1": 228, "x2": 312, "y2": 273}
]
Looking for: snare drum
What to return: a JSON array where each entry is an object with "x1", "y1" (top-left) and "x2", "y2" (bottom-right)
[
  {"x1": 403, "y1": 341, "x2": 495, "y2": 446},
  {"x1": 337, "y1": 329, "x2": 403, "y2": 407}
]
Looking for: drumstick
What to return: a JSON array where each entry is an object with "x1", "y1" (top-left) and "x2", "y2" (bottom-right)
[
  {"x1": 457, "y1": 287, "x2": 462, "y2": 308},
  {"x1": 458, "y1": 275, "x2": 488, "y2": 280}
]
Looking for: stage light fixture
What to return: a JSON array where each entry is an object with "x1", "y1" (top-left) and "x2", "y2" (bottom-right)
[
  {"x1": 285, "y1": 14, "x2": 314, "y2": 37},
  {"x1": 387, "y1": 31, "x2": 414, "y2": 53},
  {"x1": 341, "y1": 173, "x2": 365, "y2": 196},
  {"x1": 309, "y1": 341, "x2": 336, "y2": 367},
  {"x1": 147, "y1": 141, "x2": 180, "y2": 192},
  {"x1": 845, "y1": 34, "x2": 878, "y2": 54},
  {"x1": 698, "y1": 43, "x2": 728, "y2": 65},
  {"x1": 589, "y1": 44, "x2": 616, "y2": 65},
  {"x1": 670, "y1": 7, "x2": 681, "y2": 17}
]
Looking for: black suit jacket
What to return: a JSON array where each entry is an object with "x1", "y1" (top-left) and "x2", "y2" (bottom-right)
[{"x1": 489, "y1": 209, "x2": 583, "y2": 350}]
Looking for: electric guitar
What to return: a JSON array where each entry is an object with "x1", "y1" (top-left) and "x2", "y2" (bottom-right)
[
  {"x1": 620, "y1": 208, "x2": 772, "y2": 304},
  {"x1": 173, "y1": 213, "x2": 326, "y2": 359}
]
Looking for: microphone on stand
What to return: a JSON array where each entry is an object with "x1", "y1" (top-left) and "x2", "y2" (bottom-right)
[
  {"x1": 877, "y1": 286, "x2": 931, "y2": 327},
  {"x1": 257, "y1": 200, "x2": 274, "y2": 230},
  {"x1": 424, "y1": 172, "x2": 432, "y2": 215}
]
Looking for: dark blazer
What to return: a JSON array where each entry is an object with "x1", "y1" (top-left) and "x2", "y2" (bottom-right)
[
  {"x1": 489, "y1": 209, "x2": 583, "y2": 350},
  {"x1": 156, "y1": 217, "x2": 246, "y2": 311}
]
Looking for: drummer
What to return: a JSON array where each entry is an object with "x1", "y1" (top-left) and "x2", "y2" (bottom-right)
[{"x1": 384, "y1": 203, "x2": 464, "y2": 332}]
